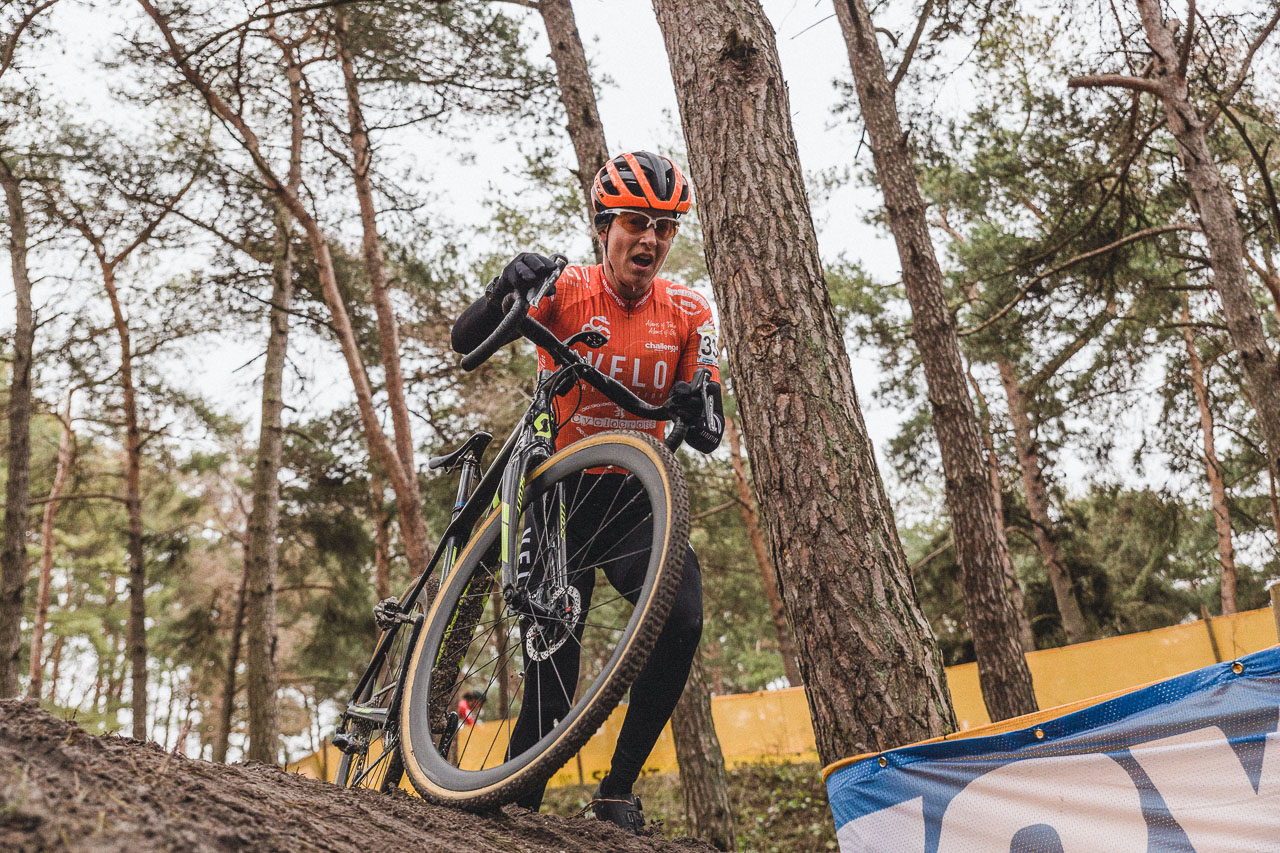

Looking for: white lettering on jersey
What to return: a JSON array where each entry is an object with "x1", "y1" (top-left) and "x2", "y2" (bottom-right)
[
  {"x1": 631, "y1": 360, "x2": 647, "y2": 389},
  {"x1": 654, "y1": 361, "x2": 668, "y2": 390},
  {"x1": 609, "y1": 355, "x2": 626, "y2": 380}
]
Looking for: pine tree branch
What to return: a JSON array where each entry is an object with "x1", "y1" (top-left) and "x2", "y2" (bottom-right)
[
  {"x1": 1203, "y1": 5, "x2": 1280, "y2": 129},
  {"x1": 28, "y1": 492, "x2": 126, "y2": 506},
  {"x1": 185, "y1": 0, "x2": 366, "y2": 59},
  {"x1": 960, "y1": 223, "x2": 1199, "y2": 337},
  {"x1": 890, "y1": 0, "x2": 934, "y2": 91},
  {"x1": 1219, "y1": 104, "x2": 1280, "y2": 245},
  {"x1": 1176, "y1": 0, "x2": 1195, "y2": 79},
  {"x1": 0, "y1": 0, "x2": 59, "y2": 82},
  {"x1": 1067, "y1": 74, "x2": 1165, "y2": 97}
]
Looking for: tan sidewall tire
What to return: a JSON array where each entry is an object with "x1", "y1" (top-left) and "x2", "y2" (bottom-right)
[{"x1": 399, "y1": 432, "x2": 689, "y2": 809}]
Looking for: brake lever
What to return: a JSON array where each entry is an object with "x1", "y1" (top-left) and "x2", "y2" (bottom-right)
[{"x1": 529, "y1": 254, "x2": 569, "y2": 310}]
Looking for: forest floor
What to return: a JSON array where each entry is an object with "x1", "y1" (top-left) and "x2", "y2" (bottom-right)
[
  {"x1": 0, "y1": 700, "x2": 716, "y2": 853},
  {"x1": 543, "y1": 762, "x2": 838, "y2": 852}
]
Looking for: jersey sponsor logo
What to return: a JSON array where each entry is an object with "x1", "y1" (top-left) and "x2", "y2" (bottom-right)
[
  {"x1": 572, "y1": 413, "x2": 658, "y2": 430},
  {"x1": 582, "y1": 315, "x2": 610, "y2": 335},
  {"x1": 644, "y1": 341, "x2": 679, "y2": 352},
  {"x1": 668, "y1": 286, "x2": 710, "y2": 316},
  {"x1": 697, "y1": 322, "x2": 718, "y2": 365},
  {"x1": 645, "y1": 319, "x2": 678, "y2": 336},
  {"x1": 582, "y1": 351, "x2": 670, "y2": 391}
]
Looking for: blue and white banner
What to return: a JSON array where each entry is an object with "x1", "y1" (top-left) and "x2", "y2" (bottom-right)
[{"x1": 826, "y1": 646, "x2": 1280, "y2": 852}]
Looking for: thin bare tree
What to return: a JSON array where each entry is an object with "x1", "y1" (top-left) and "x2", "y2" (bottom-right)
[
  {"x1": 28, "y1": 392, "x2": 75, "y2": 699},
  {"x1": 831, "y1": 0, "x2": 1037, "y2": 719},
  {"x1": 0, "y1": 152, "x2": 35, "y2": 698},
  {"x1": 1071, "y1": 0, "x2": 1280, "y2": 485}
]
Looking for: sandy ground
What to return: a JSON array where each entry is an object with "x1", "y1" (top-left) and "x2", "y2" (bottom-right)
[{"x1": 0, "y1": 699, "x2": 715, "y2": 852}]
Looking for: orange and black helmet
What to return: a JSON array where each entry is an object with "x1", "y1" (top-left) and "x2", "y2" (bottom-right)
[{"x1": 591, "y1": 151, "x2": 692, "y2": 228}]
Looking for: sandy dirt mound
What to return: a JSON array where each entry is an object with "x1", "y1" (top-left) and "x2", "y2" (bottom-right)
[{"x1": 0, "y1": 700, "x2": 714, "y2": 852}]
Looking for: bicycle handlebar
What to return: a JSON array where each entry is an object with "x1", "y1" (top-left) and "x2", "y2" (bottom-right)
[{"x1": 460, "y1": 255, "x2": 569, "y2": 372}]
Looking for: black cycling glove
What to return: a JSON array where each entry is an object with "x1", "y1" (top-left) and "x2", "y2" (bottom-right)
[
  {"x1": 667, "y1": 380, "x2": 707, "y2": 423},
  {"x1": 486, "y1": 252, "x2": 557, "y2": 308}
]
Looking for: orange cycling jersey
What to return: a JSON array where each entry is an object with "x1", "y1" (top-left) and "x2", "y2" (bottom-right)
[{"x1": 528, "y1": 264, "x2": 720, "y2": 452}]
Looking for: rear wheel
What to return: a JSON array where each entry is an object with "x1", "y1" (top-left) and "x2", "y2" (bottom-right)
[{"x1": 399, "y1": 432, "x2": 689, "y2": 810}]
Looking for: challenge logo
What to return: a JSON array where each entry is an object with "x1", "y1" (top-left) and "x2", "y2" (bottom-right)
[{"x1": 644, "y1": 341, "x2": 679, "y2": 352}]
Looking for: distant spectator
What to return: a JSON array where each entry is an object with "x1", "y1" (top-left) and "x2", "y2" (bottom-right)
[{"x1": 458, "y1": 690, "x2": 486, "y2": 726}]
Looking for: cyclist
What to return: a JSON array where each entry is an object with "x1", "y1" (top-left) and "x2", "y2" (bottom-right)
[{"x1": 451, "y1": 151, "x2": 724, "y2": 834}]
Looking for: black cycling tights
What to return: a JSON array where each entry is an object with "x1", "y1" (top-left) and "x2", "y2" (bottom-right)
[{"x1": 506, "y1": 473, "x2": 703, "y2": 810}]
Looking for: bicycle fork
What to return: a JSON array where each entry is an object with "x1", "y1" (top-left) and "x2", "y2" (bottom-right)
[{"x1": 497, "y1": 415, "x2": 567, "y2": 622}]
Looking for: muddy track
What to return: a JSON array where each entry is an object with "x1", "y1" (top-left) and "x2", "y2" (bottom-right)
[{"x1": 0, "y1": 700, "x2": 714, "y2": 852}]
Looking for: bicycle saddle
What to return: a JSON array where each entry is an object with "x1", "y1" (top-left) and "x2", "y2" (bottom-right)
[{"x1": 428, "y1": 431, "x2": 493, "y2": 471}]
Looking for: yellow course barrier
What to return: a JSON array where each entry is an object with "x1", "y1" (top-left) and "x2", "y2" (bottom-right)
[{"x1": 289, "y1": 604, "x2": 1279, "y2": 789}]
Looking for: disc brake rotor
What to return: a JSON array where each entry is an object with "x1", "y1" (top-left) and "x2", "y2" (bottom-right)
[{"x1": 523, "y1": 586, "x2": 582, "y2": 662}]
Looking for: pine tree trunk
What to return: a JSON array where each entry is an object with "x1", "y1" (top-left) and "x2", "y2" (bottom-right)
[
  {"x1": 243, "y1": 202, "x2": 294, "y2": 764},
  {"x1": 966, "y1": 363, "x2": 1035, "y2": 651},
  {"x1": 670, "y1": 654, "x2": 736, "y2": 851},
  {"x1": 996, "y1": 357, "x2": 1091, "y2": 643},
  {"x1": 0, "y1": 156, "x2": 34, "y2": 699},
  {"x1": 333, "y1": 12, "x2": 432, "y2": 580},
  {"x1": 101, "y1": 262, "x2": 149, "y2": 740},
  {"x1": 370, "y1": 471, "x2": 391, "y2": 602},
  {"x1": 651, "y1": 0, "x2": 956, "y2": 764},
  {"x1": 725, "y1": 413, "x2": 802, "y2": 685},
  {"x1": 1128, "y1": 0, "x2": 1280, "y2": 475},
  {"x1": 29, "y1": 397, "x2": 74, "y2": 699},
  {"x1": 537, "y1": 0, "x2": 610, "y2": 261},
  {"x1": 214, "y1": 563, "x2": 249, "y2": 764},
  {"x1": 832, "y1": 0, "x2": 1037, "y2": 720},
  {"x1": 1181, "y1": 300, "x2": 1237, "y2": 613}
]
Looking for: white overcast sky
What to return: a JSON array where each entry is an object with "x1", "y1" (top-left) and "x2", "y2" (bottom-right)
[{"x1": 6, "y1": 0, "x2": 1179, "y2": 504}]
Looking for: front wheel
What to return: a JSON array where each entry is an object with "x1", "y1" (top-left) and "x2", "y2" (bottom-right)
[{"x1": 398, "y1": 432, "x2": 690, "y2": 810}]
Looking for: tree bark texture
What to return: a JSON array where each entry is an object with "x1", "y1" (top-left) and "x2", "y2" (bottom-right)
[
  {"x1": 996, "y1": 357, "x2": 1091, "y2": 643},
  {"x1": 29, "y1": 397, "x2": 74, "y2": 698},
  {"x1": 670, "y1": 654, "x2": 736, "y2": 851},
  {"x1": 0, "y1": 156, "x2": 34, "y2": 698},
  {"x1": 537, "y1": 0, "x2": 610, "y2": 261},
  {"x1": 1131, "y1": 0, "x2": 1280, "y2": 475},
  {"x1": 725, "y1": 412, "x2": 802, "y2": 685},
  {"x1": 651, "y1": 0, "x2": 956, "y2": 765},
  {"x1": 242, "y1": 206, "x2": 294, "y2": 764},
  {"x1": 1181, "y1": 300, "x2": 1237, "y2": 613},
  {"x1": 965, "y1": 363, "x2": 1035, "y2": 651},
  {"x1": 833, "y1": 0, "x2": 1037, "y2": 720},
  {"x1": 334, "y1": 12, "x2": 431, "y2": 580},
  {"x1": 101, "y1": 263, "x2": 149, "y2": 739},
  {"x1": 242, "y1": 23, "x2": 304, "y2": 765},
  {"x1": 214, "y1": 563, "x2": 249, "y2": 764},
  {"x1": 370, "y1": 471, "x2": 391, "y2": 602},
  {"x1": 138, "y1": 1, "x2": 435, "y2": 595}
]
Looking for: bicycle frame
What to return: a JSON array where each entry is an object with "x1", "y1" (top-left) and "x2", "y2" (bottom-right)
[{"x1": 337, "y1": 275, "x2": 708, "y2": 754}]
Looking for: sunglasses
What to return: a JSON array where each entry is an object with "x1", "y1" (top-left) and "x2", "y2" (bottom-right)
[{"x1": 610, "y1": 211, "x2": 681, "y2": 239}]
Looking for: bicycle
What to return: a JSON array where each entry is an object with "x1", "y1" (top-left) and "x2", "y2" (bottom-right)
[{"x1": 332, "y1": 254, "x2": 711, "y2": 809}]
